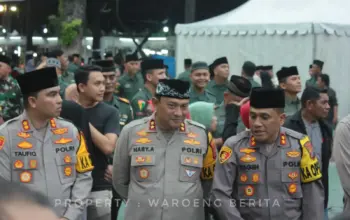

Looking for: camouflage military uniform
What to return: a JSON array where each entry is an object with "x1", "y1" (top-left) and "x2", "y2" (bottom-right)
[
  {"x1": 105, "y1": 95, "x2": 134, "y2": 131},
  {"x1": 0, "y1": 76, "x2": 23, "y2": 121}
]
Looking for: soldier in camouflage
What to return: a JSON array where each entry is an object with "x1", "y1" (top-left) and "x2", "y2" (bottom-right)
[{"x1": 0, "y1": 55, "x2": 23, "y2": 123}]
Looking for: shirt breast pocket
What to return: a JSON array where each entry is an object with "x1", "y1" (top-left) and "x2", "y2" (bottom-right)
[
  {"x1": 12, "y1": 156, "x2": 39, "y2": 184},
  {"x1": 179, "y1": 154, "x2": 202, "y2": 183},
  {"x1": 130, "y1": 154, "x2": 156, "y2": 182},
  {"x1": 55, "y1": 153, "x2": 77, "y2": 185}
]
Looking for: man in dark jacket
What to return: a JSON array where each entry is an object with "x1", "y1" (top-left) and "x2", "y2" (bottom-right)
[{"x1": 283, "y1": 86, "x2": 332, "y2": 220}]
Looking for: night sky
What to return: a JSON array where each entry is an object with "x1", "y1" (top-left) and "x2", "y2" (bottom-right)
[{"x1": 1, "y1": 0, "x2": 247, "y2": 35}]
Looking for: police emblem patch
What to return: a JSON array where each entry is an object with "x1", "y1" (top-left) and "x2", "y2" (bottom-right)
[
  {"x1": 136, "y1": 138, "x2": 152, "y2": 144},
  {"x1": 55, "y1": 138, "x2": 73, "y2": 144},
  {"x1": 64, "y1": 166, "x2": 72, "y2": 177},
  {"x1": 14, "y1": 160, "x2": 24, "y2": 169},
  {"x1": 240, "y1": 173, "x2": 248, "y2": 182},
  {"x1": 139, "y1": 168, "x2": 149, "y2": 179},
  {"x1": 29, "y1": 160, "x2": 37, "y2": 169},
  {"x1": 187, "y1": 132, "x2": 198, "y2": 138},
  {"x1": 288, "y1": 183, "x2": 297, "y2": 194},
  {"x1": 240, "y1": 148, "x2": 256, "y2": 154},
  {"x1": 185, "y1": 169, "x2": 196, "y2": 177},
  {"x1": 20, "y1": 171, "x2": 32, "y2": 183},
  {"x1": 183, "y1": 139, "x2": 200, "y2": 145},
  {"x1": 17, "y1": 141, "x2": 32, "y2": 149},
  {"x1": 288, "y1": 171, "x2": 298, "y2": 181},
  {"x1": 52, "y1": 128, "x2": 68, "y2": 135},
  {"x1": 184, "y1": 157, "x2": 192, "y2": 164},
  {"x1": 252, "y1": 173, "x2": 259, "y2": 183},
  {"x1": 244, "y1": 185, "x2": 254, "y2": 196},
  {"x1": 219, "y1": 146, "x2": 232, "y2": 164},
  {"x1": 64, "y1": 155, "x2": 72, "y2": 164},
  {"x1": 137, "y1": 130, "x2": 148, "y2": 137},
  {"x1": 17, "y1": 132, "x2": 31, "y2": 139}
]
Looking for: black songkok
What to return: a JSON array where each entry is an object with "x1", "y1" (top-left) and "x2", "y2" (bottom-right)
[
  {"x1": 250, "y1": 87, "x2": 285, "y2": 108},
  {"x1": 156, "y1": 79, "x2": 190, "y2": 99}
]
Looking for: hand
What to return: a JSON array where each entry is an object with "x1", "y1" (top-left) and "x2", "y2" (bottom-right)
[
  {"x1": 229, "y1": 97, "x2": 249, "y2": 107},
  {"x1": 65, "y1": 84, "x2": 79, "y2": 102},
  {"x1": 104, "y1": 165, "x2": 113, "y2": 183}
]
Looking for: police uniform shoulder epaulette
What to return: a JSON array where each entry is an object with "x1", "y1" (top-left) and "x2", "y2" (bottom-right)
[
  {"x1": 55, "y1": 117, "x2": 78, "y2": 129},
  {"x1": 0, "y1": 116, "x2": 20, "y2": 130},
  {"x1": 186, "y1": 119, "x2": 206, "y2": 130},
  {"x1": 117, "y1": 97, "x2": 130, "y2": 104},
  {"x1": 283, "y1": 127, "x2": 304, "y2": 140},
  {"x1": 225, "y1": 130, "x2": 250, "y2": 145}
]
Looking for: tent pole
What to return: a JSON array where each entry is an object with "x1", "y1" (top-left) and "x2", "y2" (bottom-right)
[
  {"x1": 185, "y1": 0, "x2": 196, "y2": 23},
  {"x1": 312, "y1": 23, "x2": 317, "y2": 60}
]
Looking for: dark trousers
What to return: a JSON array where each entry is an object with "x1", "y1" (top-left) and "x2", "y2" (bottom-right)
[{"x1": 111, "y1": 189, "x2": 122, "y2": 220}]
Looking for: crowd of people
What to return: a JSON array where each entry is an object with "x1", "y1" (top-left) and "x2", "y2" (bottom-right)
[{"x1": 0, "y1": 48, "x2": 348, "y2": 220}]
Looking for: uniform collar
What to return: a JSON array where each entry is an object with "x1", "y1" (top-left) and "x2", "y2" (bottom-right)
[
  {"x1": 145, "y1": 113, "x2": 188, "y2": 133},
  {"x1": 285, "y1": 95, "x2": 300, "y2": 105}
]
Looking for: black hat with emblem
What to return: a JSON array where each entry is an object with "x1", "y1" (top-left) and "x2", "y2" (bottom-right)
[
  {"x1": 211, "y1": 57, "x2": 228, "y2": 69},
  {"x1": 0, "y1": 55, "x2": 11, "y2": 66},
  {"x1": 156, "y1": 79, "x2": 190, "y2": 99},
  {"x1": 141, "y1": 59, "x2": 164, "y2": 72},
  {"x1": 227, "y1": 75, "x2": 252, "y2": 98},
  {"x1": 277, "y1": 66, "x2": 299, "y2": 82},
  {"x1": 191, "y1": 61, "x2": 209, "y2": 72},
  {"x1": 313, "y1": 60, "x2": 324, "y2": 69},
  {"x1": 93, "y1": 60, "x2": 115, "y2": 72},
  {"x1": 250, "y1": 87, "x2": 285, "y2": 109},
  {"x1": 17, "y1": 67, "x2": 58, "y2": 95}
]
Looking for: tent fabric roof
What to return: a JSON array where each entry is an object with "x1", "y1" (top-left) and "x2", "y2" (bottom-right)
[{"x1": 175, "y1": 0, "x2": 350, "y2": 36}]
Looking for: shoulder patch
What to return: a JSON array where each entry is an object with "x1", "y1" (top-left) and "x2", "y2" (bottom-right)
[
  {"x1": 283, "y1": 127, "x2": 304, "y2": 140},
  {"x1": 186, "y1": 119, "x2": 206, "y2": 130},
  {"x1": 118, "y1": 97, "x2": 130, "y2": 104},
  {"x1": 219, "y1": 146, "x2": 232, "y2": 164}
]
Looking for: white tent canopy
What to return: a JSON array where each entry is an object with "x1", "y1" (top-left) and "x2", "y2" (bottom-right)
[{"x1": 175, "y1": 0, "x2": 350, "y2": 118}]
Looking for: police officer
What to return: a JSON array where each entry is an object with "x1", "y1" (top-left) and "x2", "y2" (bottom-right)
[
  {"x1": 113, "y1": 79, "x2": 216, "y2": 220},
  {"x1": 189, "y1": 61, "x2": 216, "y2": 104},
  {"x1": 118, "y1": 53, "x2": 144, "y2": 100},
  {"x1": 131, "y1": 59, "x2": 167, "y2": 119},
  {"x1": 211, "y1": 87, "x2": 324, "y2": 220},
  {"x1": 277, "y1": 66, "x2": 302, "y2": 117},
  {"x1": 0, "y1": 67, "x2": 93, "y2": 220},
  {"x1": 94, "y1": 60, "x2": 134, "y2": 130}
]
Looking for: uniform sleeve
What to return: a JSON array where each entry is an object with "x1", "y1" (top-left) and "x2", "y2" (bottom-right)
[
  {"x1": 131, "y1": 98, "x2": 147, "y2": 119},
  {"x1": 210, "y1": 140, "x2": 244, "y2": 220},
  {"x1": 299, "y1": 136, "x2": 324, "y2": 220},
  {"x1": 0, "y1": 129, "x2": 11, "y2": 181},
  {"x1": 201, "y1": 132, "x2": 216, "y2": 200},
  {"x1": 104, "y1": 108, "x2": 120, "y2": 135},
  {"x1": 63, "y1": 128, "x2": 93, "y2": 220},
  {"x1": 112, "y1": 126, "x2": 131, "y2": 199}
]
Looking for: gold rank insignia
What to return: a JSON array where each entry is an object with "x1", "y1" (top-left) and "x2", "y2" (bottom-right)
[
  {"x1": 136, "y1": 138, "x2": 152, "y2": 144},
  {"x1": 184, "y1": 139, "x2": 200, "y2": 145},
  {"x1": 64, "y1": 166, "x2": 72, "y2": 176},
  {"x1": 64, "y1": 155, "x2": 72, "y2": 163},
  {"x1": 184, "y1": 157, "x2": 192, "y2": 164},
  {"x1": 52, "y1": 128, "x2": 68, "y2": 135},
  {"x1": 286, "y1": 151, "x2": 300, "y2": 158},
  {"x1": 193, "y1": 157, "x2": 199, "y2": 165},
  {"x1": 280, "y1": 133, "x2": 287, "y2": 145},
  {"x1": 179, "y1": 123, "x2": 186, "y2": 132},
  {"x1": 17, "y1": 141, "x2": 32, "y2": 149},
  {"x1": 29, "y1": 160, "x2": 37, "y2": 169},
  {"x1": 14, "y1": 160, "x2": 24, "y2": 169},
  {"x1": 240, "y1": 148, "x2": 256, "y2": 154},
  {"x1": 187, "y1": 132, "x2": 197, "y2": 138},
  {"x1": 55, "y1": 138, "x2": 73, "y2": 144},
  {"x1": 149, "y1": 120, "x2": 156, "y2": 131},
  {"x1": 17, "y1": 132, "x2": 31, "y2": 139},
  {"x1": 240, "y1": 173, "x2": 248, "y2": 182},
  {"x1": 252, "y1": 173, "x2": 259, "y2": 183},
  {"x1": 22, "y1": 120, "x2": 30, "y2": 131},
  {"x1": 250, "y1": 136, "x2": 256, "y2": 146},
  {"x1": 50, "y1": 119, "x2": 57, "y2": 128},
  {"x1": 0, "y1": 136, "x2": 5, "y2": 150},
  {"x1": 288, "y1": 183, "x2": 297, "y2": 194},
  {"x1": 136, "y1": 129, "x2": 148, "y2": 137},
  {"x1": 240, "y1": 154, "x2": 256, "y2": 163},
  {"x1": 288, "y1": 172, "x2": 298, "y2": 181},
  {"x1": 219, "y1": 146, "x2": 232, "y2": 164},
  {"x1": 20, "y1": 171, "x2": 32, "y2": 183},
  {"x1": 244, "y1": 185, "x2": 254, "y2": 196},
  {"x1": 139, "y1": 168, "x2": 149, "y2": 179}
]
